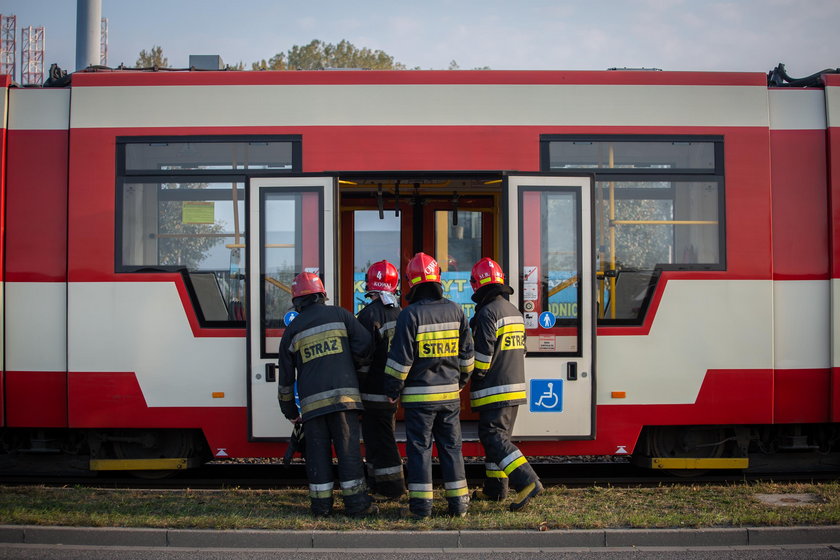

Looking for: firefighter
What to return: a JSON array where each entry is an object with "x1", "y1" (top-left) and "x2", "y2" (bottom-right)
[
  {"x1": 355, "y1": 260, "x2": 407, "y2": 500},
  {"x1": 468, "y1": 257, "x2": 543, "y2": 511},
  {"x1": 383, "y1": 252, "x2": 474, "y2": 518},
  {"x1": 277, "y1": 271, "x2": 376, "y2": 517}
]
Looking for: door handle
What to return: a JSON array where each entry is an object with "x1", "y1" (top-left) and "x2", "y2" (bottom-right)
[
  {"x1": 566, "y1": 362, "x2": 577, "y2": 381},
  {"x1": 265, "y1": 363, "x2": 277, "y2": 382}
]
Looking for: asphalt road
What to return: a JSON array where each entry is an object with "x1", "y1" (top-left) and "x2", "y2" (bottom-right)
[{"x1": 1, "y1": 544, "x2": 840, "y2": 559}]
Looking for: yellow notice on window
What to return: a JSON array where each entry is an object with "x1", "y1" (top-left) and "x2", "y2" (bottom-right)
[{"x1": 182, "y1": 201, "x2": 215, "y2": 224}]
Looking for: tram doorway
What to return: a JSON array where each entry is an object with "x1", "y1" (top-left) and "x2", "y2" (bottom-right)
[
  {"x1": 338, "y1": 176, "x2": 502, "y2": 421},
  {"x1": 245, "y1": 173, "x2": 595, "y2": 442}
]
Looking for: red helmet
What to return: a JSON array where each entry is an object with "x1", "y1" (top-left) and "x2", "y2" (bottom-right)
[
  {"x1": 470, "y1": 257, "x2": 505, "y2": 292},
  {"x1": 366, "y1": 260, "x2": 399, "y2": 293},
  {"x1": 405, "y1": 252, "x2": 440, "y2": 289},
  {"x1": 291, "y1": 272, "x2": 326, "y2": 298}
]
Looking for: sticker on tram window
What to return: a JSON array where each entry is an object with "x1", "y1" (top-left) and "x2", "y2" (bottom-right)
[
  {"x1": 522, "y1": 284, "x2": 538, "y2": 301},
  {"x1": 524, "y1": 312, "x2": 538, "y2": 329},
  {"x1": 530, "y1": 379, "x2": 563, "y2": 412},
  {"x1": 523, "y1": 266, "x2": 538, "y2": 284},
  {"x1": 538, "y1": 311, "x2": 556, "y2": 329}
]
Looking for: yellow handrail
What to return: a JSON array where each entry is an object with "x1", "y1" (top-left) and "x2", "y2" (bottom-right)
[{"x1": 548, "y1": 275, "x2": 579, "y2": 298}]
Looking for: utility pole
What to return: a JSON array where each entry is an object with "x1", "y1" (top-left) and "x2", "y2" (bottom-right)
[
  {"x1": 0, "y1": 14, "x2": 15, "y2": 81},
  {"x1": 21, "y1": 25, "x2": 45, "y2": 85},
  {"x1": 100, "y1": 17, "x2": 108, "y2": 66}
]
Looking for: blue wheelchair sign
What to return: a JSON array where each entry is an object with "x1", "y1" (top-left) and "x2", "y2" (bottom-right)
[
  {"x1": 538, "y1": 311, "x2": 556, "y2": 329},
  {"x1": 283, "y1": 311, "x2": 298, "y2": 326},
  {"x1": 529, "y1": 379, "x2": 563, "y2": 412}
]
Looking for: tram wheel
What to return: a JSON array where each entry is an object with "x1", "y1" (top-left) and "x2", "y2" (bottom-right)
[
  {"x1": 111, "y1": 430, "x2": 196, "y2": 479},
  {"x1": 649, "y1": 426, "x2": 728, "y2": 477}
]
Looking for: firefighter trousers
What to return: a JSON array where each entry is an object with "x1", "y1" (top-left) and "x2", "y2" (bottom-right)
[
  {"x1": 302, "y1": 410, "x2": 371, "y2": 516},
  {"x1": 361, "y1": 404, "x2": 406, "y2": 498},
  {"x1": 404, "y1": 402, "x2": 469, "y2": 516},
  {"x1": 478, "y1": 406, "x2": 539, "y2": 499}
]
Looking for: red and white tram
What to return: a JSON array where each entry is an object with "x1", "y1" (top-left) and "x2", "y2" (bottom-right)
[{"x1": 1, "y1": 67, "x2": 838, "y2": 473}]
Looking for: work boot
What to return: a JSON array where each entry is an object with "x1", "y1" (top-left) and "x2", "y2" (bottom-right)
[
  {"x1": 310, "y1": 497, "x2": 334, "y2": 517},
  {"x1": 407, "y1": 497, "x2": 433, "y2": 519},
  {"x1": 446, "y1": 494, "x2": 469, "y2": 518},
  {"x1": 471, "y1": 488, "x2": 505, "y2": 502},
  {"x1": 371, "y1": 491, "x2": 405, "y2": 503},
  {"x1": 399, "y1": 507, "x2": 430, "y2": 520},
  {"x1": 509, "y1": 481, "x2": 543, "y2": 512},
  {"x1": 347, "y1": 503, "x2": 379, "y2": 518}
]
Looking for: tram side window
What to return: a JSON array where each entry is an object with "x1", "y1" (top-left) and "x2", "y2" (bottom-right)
[
  {"x1": 120, "y1": 181, "x2": 247, "y2": 324},
  {"x1": 124, "y1": 141, "x2": 294, "y2": 172},
  {"x1": 542, "y1": 136, "x2": 725, "y2": 324},
  {"x1": 116, "y1": 136, "x2": 300, "y2": 326}
]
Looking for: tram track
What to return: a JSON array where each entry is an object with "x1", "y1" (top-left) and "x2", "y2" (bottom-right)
[{"x1": 1, "y1": 455, "x2": 838, "y2": 489}]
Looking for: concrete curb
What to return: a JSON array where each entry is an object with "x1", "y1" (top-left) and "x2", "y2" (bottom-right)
[{"x1": 2, "y1": 525, "x2": 840, "y2": 549}]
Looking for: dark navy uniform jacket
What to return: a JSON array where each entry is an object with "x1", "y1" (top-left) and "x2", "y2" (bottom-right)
[
  {"x1": 277, "y1": 302, "x2": 372, "y2": 422},
  {"x1": 469, "y1": 294, "x2": 527, "y2": 411},
  {"x1": 383, "y1": 297, "x2": 474, "y2": 407},
  {"x1": 356, "y1": 297, "x2": 402, "y2": 409}
]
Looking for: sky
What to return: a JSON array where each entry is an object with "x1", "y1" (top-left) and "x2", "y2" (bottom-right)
[{"x1": 2, "y1": 0, "x2": 839, "y2": 79}]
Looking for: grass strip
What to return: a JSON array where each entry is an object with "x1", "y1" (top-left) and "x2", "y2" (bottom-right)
[{"x1": 1, "y1": 481, "x2": 839, "y2": 531}]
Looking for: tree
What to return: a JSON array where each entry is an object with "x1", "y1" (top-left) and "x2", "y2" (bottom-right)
[
  {"x1": 136, "y1": 46, "x2": 169, "y2": 68},
  {"x1": 252, "y1": 53, "x2": 287, "y2": 71},
  {"x1": 259, "y1": 39, "x2": 405, "y2": 70}
]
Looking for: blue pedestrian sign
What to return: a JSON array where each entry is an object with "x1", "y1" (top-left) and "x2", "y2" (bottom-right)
[
  {"x1": 529, "y1": 379, "x2": 563, "y2": 412},
  {"x1": 283, "y1": 311, "x2": 299, "y2": 326},
  {"x1": 538, "y1": 311, "x2": 556, "y2": 329}
]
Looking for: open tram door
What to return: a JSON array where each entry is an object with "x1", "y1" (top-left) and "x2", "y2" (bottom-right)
[
  {"x1": 246, "y1": 176, "x2": 336, "y2": 440},
  {"x1": 506, "y1": 174, "x2": 596, "y2": 438}
]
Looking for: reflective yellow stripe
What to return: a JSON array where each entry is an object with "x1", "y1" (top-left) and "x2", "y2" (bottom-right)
[
  {"x1": 485, "y1": 469, "x2": 508, "y2": 478},
  {"x1": 300, "y1": 394, "x2": 361, "y2": 415},
  {"x1": 416, "y1": 330, "x2": 460, "y2": 341},
  {"x1": 503, "y1": 456, "x2": 528, "y2": 475},
  {"x1": 409, "y1": 490, "x2": 434, "y2": 499},
  {"x1": 445, "y1": 486, "x2": 469, "y2": 497},
  {"x1": 471, "y1": 391, "x2": 526, "y2": 408},
  {"x1": 410, "y1": 276, "x2": 422, "y2": 285},
  {"x1": 475, "y1": 360, "x2": 492, "y2": 371},
  {"x1": 402, "y1": 391, "x2": 460, "y2": 403},
  {"x1": 310, "y1": 489, "x2": 333, "y2": 498},
  {"x1": 385, "y1": 366, "x2": 408, "y2": 380},
  {"x1": 496, "y1": 323, "x2": 525, "y2": 337},
  {"x1": 293, "y1": 328, "x2": 347, "y2": 352}
]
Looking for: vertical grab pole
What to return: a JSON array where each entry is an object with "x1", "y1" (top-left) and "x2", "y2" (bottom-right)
[
  {"x1": 596, "y1": 163, "x2": 605, "y2": 319},
  {"x1": 609, "y1": 145, "x2": 617, "y2": 319}
]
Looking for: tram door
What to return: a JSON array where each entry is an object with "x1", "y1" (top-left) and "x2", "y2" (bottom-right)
[
  {"x1": 507, "y1": 174, "x2": 596, "y2": 438},
  {"x1": 247, "y1": 176, "x2": 335, "y2": 439}
]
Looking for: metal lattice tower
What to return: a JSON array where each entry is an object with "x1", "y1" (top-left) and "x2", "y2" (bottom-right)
[
  {"x1": 100, "y1": 17, "x2": 108, "y2": 66},
  {"x1": 0, "y1": 14, "x2": 15, "y2": 81},
  {"x1": 21, "y1": 25, "x2": 44, "y2": 85}
]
